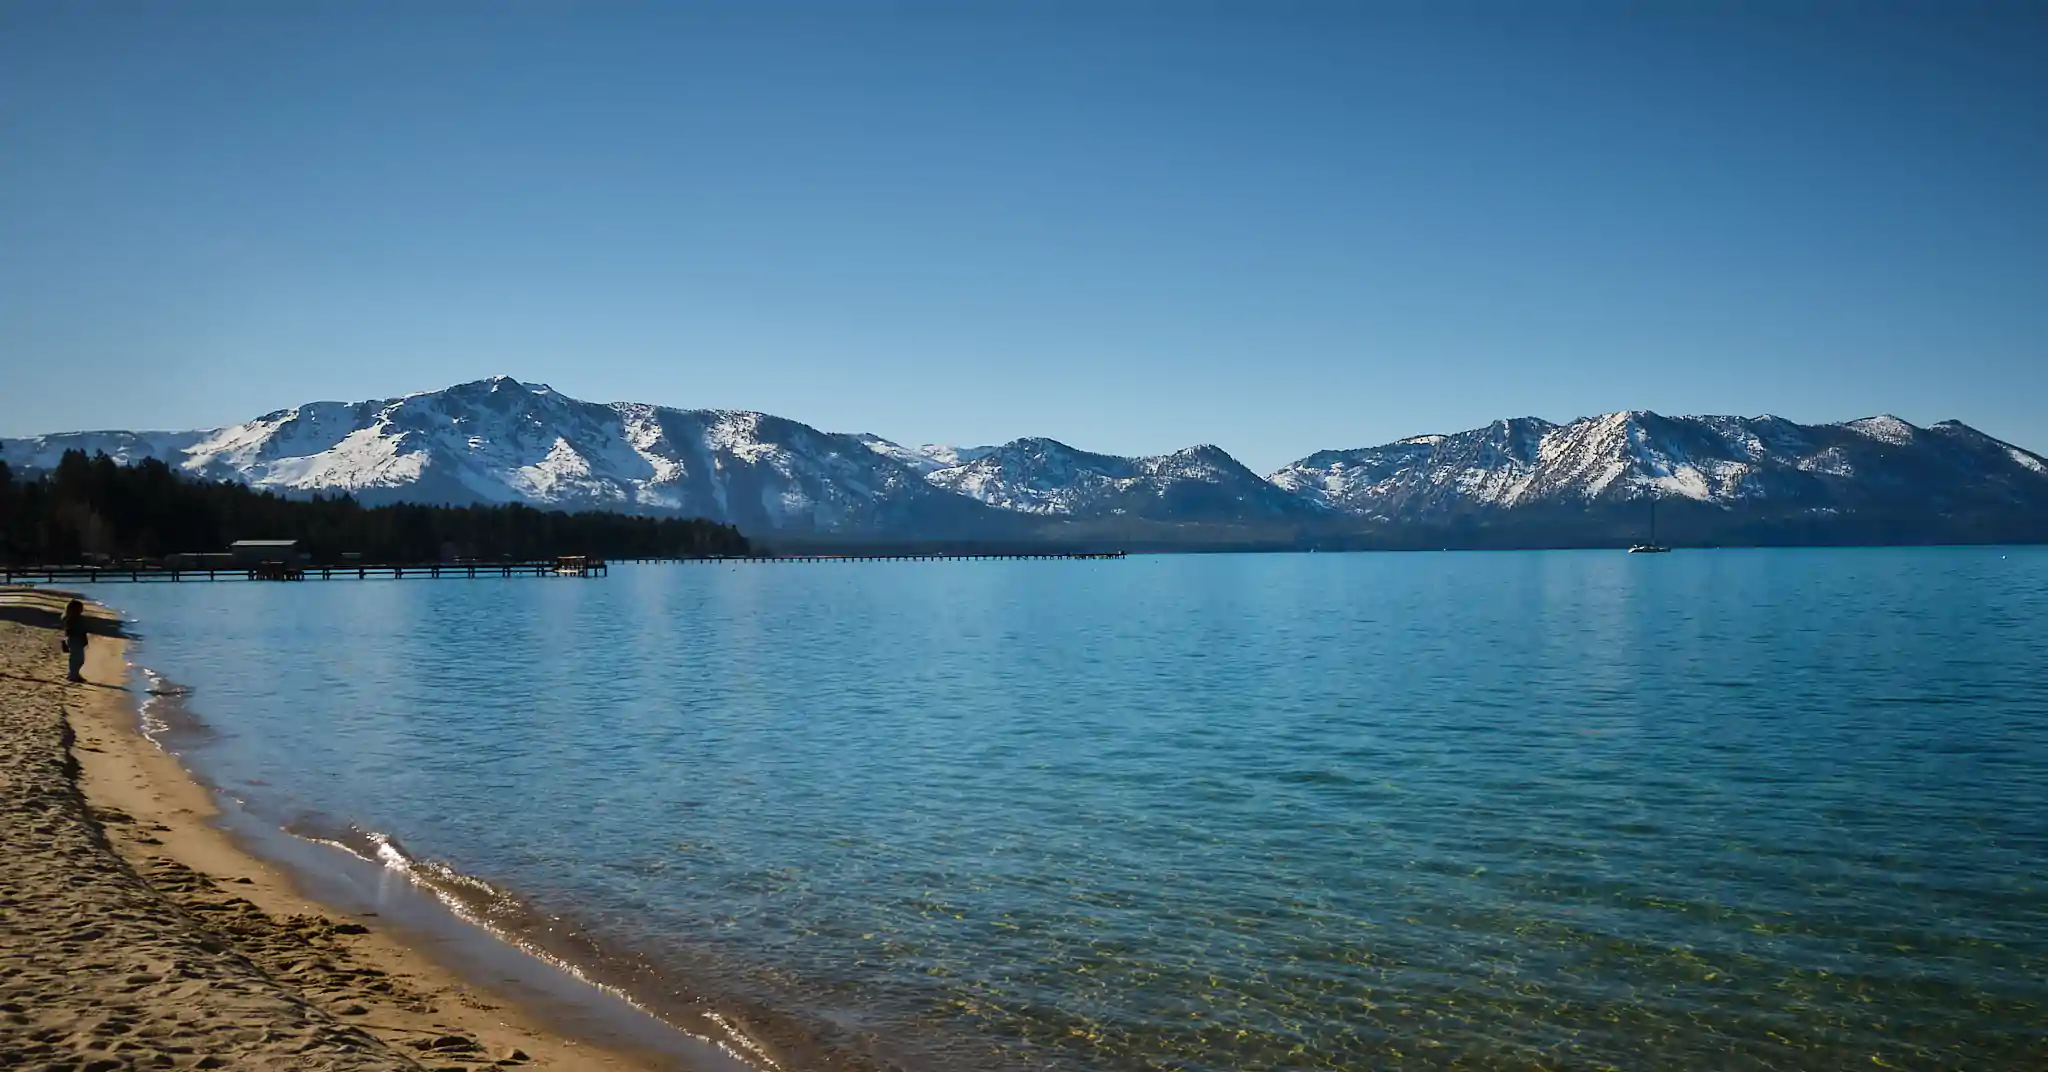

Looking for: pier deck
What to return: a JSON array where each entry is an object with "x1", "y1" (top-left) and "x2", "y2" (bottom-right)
[
  {"x1": 2, "y1": 551, "x2": 1125, "y2": 583},
  {"x1": 622, "y1": 551, "x2": 1128, "y2": 564},
  {"x1": 2, "y1": 558, "x2": 609, "y2": 584}
]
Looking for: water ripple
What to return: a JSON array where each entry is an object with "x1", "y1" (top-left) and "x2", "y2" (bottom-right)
[{"x1": 82, "y1": 547, "x2": 2048, "y2": 1070}]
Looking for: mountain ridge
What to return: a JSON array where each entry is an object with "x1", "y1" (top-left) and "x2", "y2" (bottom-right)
[{"x1": 6, "y1": 377, "x2": 2046, "y2": 546}]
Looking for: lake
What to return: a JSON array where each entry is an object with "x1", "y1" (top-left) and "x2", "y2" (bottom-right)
[{"x1": 82, "y1": 548, "x2": 2048, "y2": 1070}]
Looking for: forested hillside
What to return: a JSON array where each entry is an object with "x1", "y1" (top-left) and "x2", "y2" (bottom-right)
[{"x1": 0, "y1": 451, "x2": 750, "y2": 564}]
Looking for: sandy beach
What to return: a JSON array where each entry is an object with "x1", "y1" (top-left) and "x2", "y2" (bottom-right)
[{"x1": 0, "y1": 593, "x2": 693, "y2": 1072}]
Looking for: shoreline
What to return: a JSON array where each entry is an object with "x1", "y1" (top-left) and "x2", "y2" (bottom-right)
[{"x1": 0, "y1": 593, "x2": 755, "y2": 1072}]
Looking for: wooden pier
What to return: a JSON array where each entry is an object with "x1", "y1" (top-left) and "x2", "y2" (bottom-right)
[
  {"x1": 620, "y1": 551, "x2": 1129, "y2": 564},
  {"x1": 2, "y1": 557, "x2": 608, "y2": 584},
  {"x1": 2, "y1": 550, "x2": 1126, "y2": 584}
]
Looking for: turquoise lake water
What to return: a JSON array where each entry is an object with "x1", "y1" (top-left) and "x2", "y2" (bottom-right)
[{"x1": 83, "y1": 549, "x2": 2048, "y2": 1069}]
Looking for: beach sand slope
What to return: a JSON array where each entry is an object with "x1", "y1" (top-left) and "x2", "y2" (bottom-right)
[{"x1": 0, "y1": 618, "x2": 419, "y2": 1069}]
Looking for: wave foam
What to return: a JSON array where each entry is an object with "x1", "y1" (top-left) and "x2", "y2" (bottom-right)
[{"x1": 305, "y1": 825, "x2": 778, "y2": 1071}]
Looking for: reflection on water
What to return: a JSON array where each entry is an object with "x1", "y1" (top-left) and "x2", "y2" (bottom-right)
[{"x1": 86, "y1": 548, "x2": 2048, "y2": 1069}]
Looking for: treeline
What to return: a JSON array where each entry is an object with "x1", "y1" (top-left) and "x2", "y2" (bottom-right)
[{"x1": 0, "y1": 451, "x2": 751, "y2": 563}]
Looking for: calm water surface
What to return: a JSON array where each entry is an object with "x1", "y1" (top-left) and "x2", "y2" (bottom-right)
[{"x1": 86, "y1": 550, "x2": 2048, "y2": 1069}]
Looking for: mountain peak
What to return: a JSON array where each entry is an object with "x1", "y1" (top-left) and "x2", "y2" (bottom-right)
[
  {"x1": 1004, "y1": 436, "x2": 1079, "y2": 453},
  {"x1": 1165, "y1": 443, "x2": 1246, "y2": 469},
  {"x1": 923, "y1": 437, "x2": 1306, "y2": 520},
  {"x1": 448, "y1": 375, "x2": 552, "y2": 394},
  {"x1": 1931, "y1": 419, "x2": 1995, "y2": 440},
  {"x1": 1841, "y1": 414, "x2": 1920, "y2": 445}
]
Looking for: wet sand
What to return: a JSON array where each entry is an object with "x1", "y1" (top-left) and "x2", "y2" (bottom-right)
[{"x1": 0, "y1": 594, "x2": 705, "y2": 1072}]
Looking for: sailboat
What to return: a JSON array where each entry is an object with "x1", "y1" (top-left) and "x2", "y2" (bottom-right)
[{"x1": 1629, "y1": 495, "x2": 1672, "y2": 554}]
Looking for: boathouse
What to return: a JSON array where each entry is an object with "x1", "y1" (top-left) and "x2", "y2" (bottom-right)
[{"x1": 228, "y1": 539, "x2": 303, "y2": 566}]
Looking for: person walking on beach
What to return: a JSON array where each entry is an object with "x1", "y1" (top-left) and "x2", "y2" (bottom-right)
[{"x1": 61, "y1": 599, "x2": 89, "y2": 683}]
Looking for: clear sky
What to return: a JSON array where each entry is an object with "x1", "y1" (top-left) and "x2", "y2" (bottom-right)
[{"x1": 3, "y1": 1, "x2": 2043, "y2": 473}]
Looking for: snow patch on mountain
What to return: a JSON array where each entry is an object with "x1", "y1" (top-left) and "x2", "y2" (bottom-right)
[
  {"x1": 260, "y1": 424, "x2": 431, "y2": 491},
  {"x1": 1796, "y1": 447, "x2": 1855, "y2": 478},
  {"x1": 856, "y1": 436, "x2": 998, "y2": 475},
  {"x1": 1842, "y1": 415, "x2": 1917, "y2": 446},
  {"x1": 920, "y1": 444, "x2": 998, "y2": 470}
]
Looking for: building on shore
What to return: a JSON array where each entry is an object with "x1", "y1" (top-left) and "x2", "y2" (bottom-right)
[{"x1": 228, "y1": 540, "x2": 304, "y2": 567}]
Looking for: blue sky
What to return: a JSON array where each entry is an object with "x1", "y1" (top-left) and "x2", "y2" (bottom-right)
[{"x1": 3, "y1": 1, "x2": 2043, "y2": 473}]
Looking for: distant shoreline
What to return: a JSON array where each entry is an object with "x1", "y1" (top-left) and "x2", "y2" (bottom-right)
[{"x1": 7, "y1": 542, "x2": 2043, "y2": 591}]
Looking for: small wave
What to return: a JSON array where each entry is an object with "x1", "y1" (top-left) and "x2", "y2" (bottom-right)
[
  {"x1": 134, "y1": 666, "x2": 194, "y2": 745},
  {"x1": 299, "y1": 823, "x2": 780, "y2": 1072}
]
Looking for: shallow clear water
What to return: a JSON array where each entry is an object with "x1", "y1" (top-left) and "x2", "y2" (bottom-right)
[{"x1": 84, "y1": 549, "x2": 2048, "y2": 1069}]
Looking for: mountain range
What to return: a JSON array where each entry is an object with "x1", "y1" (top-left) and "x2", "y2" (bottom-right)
[{"x1": 6, "y1": 377, "x2": 2046, "y2": 548}]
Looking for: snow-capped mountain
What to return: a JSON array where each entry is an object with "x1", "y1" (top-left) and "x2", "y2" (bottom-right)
[
  {"x1": 7, "y1": 382, "x2": 2045, "y2": 545},
  {"x1": 2, "y1": 378, "x2": 996, "y2": 535},
  {"x1": 923, "y1": 438, "x2": 1316, "y2": 522},
  {"x1": 1270, "y1": 410, "x2": 2048, "y2": 523}
]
